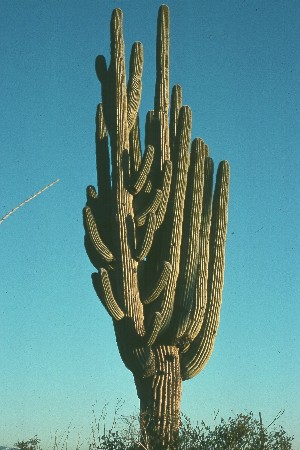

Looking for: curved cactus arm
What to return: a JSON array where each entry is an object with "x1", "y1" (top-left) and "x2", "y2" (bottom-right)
[
  {"x1": 127, "y1": 42, "x2": 143, "y2": 132},
  {"x1": 159, "y1": 106, "x2": 192, "y2": 332},
  {"x1": 154, "y1": 5, "x2": 170, "y2": 165},
  {"x1": 84, "y1": 236, "x2": 104, "y2": 271},
  {"x1": 156, "y1": 159, "x2": 172, "y2": 227},
  {"x1": 132, "y1": 145, "x2": 155, "y2": 194},
  {"x1": 135, "y1": 189, "x2": 162, "y2": 226},
  {"x1": 83, "y1": 206, "x2": 115, "y2": 263},
  {"x1": 180, "y1": 161, "x2": 230, "y2": 380},
  {"x1": 141, "y1": 261, "x2": 172, "y2": 305},
  {"x1": 147, "y1": 312, "x2": 163, "y2": 346},
  {"x1": 170, "y1": 85, "x2": 182, "y2": 158},
  {"x1": 172, "y1": 138, "x2": 207, "y2": 342},
  {"x1": 92, "y1": 271, "x2": 125, "y2": 321},
  {"x1": 135, "y1": 212, "x2": 157, "y2": 261}
]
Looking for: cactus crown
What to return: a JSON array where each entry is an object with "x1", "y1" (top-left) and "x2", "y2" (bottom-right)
[{"x1": 83, "y1": 5, "x2": 230, "y2": 382}]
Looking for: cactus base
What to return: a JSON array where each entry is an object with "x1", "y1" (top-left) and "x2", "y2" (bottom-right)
[{"x1": 134, "y1": 346, "x2": 182, "y2": 449}]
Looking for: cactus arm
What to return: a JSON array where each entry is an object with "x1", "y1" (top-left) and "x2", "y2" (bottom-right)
[
  {"x1": 92, "y1": 271, "x2": 125, "y2": 321},
  {"x1": 141, "y1": 261, "x2": 172, "y2": 305},
  {"x1": 127, "y1": 42, "x2": 143, "y2": 132},
  {"x1": 172, "y1": 138, "x2": 207, "y2": 341},
  {"x1": 141, "y1": 110, "x2": 155, "y2": 196},
  {"x1": 86, "y1": 185, "x2": 98, "y2": 207},
  {"x1": 94, "y1": 105, "x2": 112, "y2": 250},
  {"x1": 132, "y1": 145, "x2": 155, "y2": 194},
  {"x1": 95, "y1": 104, "x2": 111, "y2": 202},
  {"x1": 180, "y1": 161, "x2": 230, "y2": 380},
  {"x1": 108, "y1": 9, "x2": 145, "y2": 334},
  {"x1": 154, "y1": 5, "x2": 170, "y2": 165},
  {"x1": 84, "y1": 106, "x2": 112, "y2": 269},
  {"x1": 129, "y1": 115, "x2": 142, "y2": 173},
  {"x1": 83, "y1": 235, "x2": 96, "y2": 268},
  {"x1": 159, "y1": 106, "x2": 192, "y2": 332},
  {"x1": 83, "y1": 206, "x2": 115, "y2": 263},
  {"x1": 108, "y1": 8, "x2": 128, "y2": 154},
  {"x1": 95, "y1": 56, "x2": 113, "y2": 135},
  {"x1": 135, "y1": 212, "x2": 157, "y2": 261},
  {"x1": 145, "y1": 110, "x2": 155, "y2": 149},
  {"x1": 84, "y1": 236, "x2": 105, "y2": 271},
  {"x1": 147, "y1": 312, "x2": 163, "y2": 346},
  {"x1": 154, "y1": 5, "x2": 169, "y2": 115},
  {"x1": 135, "y1": 189, "x2": 162, "y2": 226},
  {"x1": 156, "y1": 159, "x2": 172, "y2": 227},
  {"x1": 170, "y1": 85, "x2": 182, "y2": 157},
  {"x1": 187, "y1": 155, "x2": 214, "y2": 341},
  {"x1": 95, "y1": 54, "x2": 107, "y2": 84}
]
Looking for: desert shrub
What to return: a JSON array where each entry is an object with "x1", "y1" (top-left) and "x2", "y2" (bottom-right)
[
  {"x1": 15, "y1": 435, "x2": 41, "y2": 450},
  {"x1": 14, "y1": 409, "x2": 294, "y2": 450},
  {"x1": 179, "y1": 411, "x2": 293, "y2": 449}
]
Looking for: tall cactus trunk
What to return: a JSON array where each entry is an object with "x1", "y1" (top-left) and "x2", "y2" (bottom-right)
[
  {"x1": 135, "y1": 346, "x2": 182, "y2": 449},
  {"x1": 84, "y1": 5, "x2": 230, "y2": 449}
]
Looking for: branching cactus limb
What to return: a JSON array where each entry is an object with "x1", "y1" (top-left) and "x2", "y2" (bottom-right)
[{"x1": 83, "y1": 5, "x2": 230, "y2": 449}]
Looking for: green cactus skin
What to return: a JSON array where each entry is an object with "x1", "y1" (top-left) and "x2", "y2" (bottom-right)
[{"x1": 83, "y1": 5, "x2": 230, "y2": 449}]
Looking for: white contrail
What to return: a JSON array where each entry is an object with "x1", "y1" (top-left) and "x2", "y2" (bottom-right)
[{"x1": 0, "y1": 178, "x2": 60, "y2": 224}]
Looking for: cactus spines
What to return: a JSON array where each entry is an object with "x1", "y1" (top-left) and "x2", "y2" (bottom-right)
[{"x1": 84, "y1": 5, "x2": 230, "y2": 449}]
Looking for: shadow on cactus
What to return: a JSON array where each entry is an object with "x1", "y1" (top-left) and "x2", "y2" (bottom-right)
[{"x1": 83, "y1": 4, "x2": 230, "y2": 449}]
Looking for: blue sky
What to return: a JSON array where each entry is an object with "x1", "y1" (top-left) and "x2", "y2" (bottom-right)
[{"x1": 1, "y1": 0, "x2": 299, "y2": 447}]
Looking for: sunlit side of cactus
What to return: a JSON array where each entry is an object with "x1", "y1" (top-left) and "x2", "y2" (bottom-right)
[{"x1": 83, "y1": 5, "x2": 230, "y2": 449}]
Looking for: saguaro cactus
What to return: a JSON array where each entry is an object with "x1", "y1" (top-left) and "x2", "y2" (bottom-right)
[{"x1": 83, "y1": 5, "x2": 230, "y2": 449}]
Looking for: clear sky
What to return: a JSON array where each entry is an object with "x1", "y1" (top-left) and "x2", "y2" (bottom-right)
[{"x1": 1, "y1": 0, "x2": 299, "y2": 448}]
